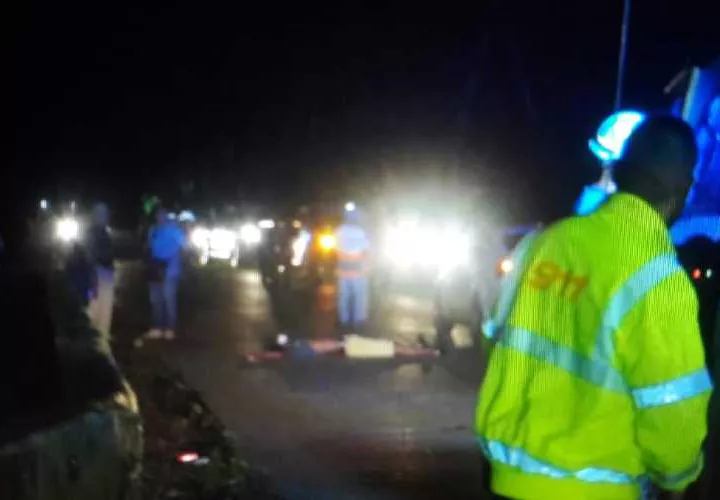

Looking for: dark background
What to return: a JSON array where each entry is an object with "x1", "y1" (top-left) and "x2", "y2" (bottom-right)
[{"x1": 9, "y1": 0, "x2": 720, "y2": 226}]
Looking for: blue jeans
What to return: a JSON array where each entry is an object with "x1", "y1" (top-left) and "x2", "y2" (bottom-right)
[
  {"x1": 149, "y1": 276, "x2": 178, "y2": 329},
  {"x1": 337, "y1": 275, "x2": 368, "y2": 328}
]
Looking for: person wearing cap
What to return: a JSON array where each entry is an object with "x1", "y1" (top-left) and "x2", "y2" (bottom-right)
[
  {"x1": 335, "y1": 202, "x2": 370, "y2": 334},
  {"x1": 85, "y1": 202, "x2": 115, "y2": 338},
  {"x1": 142, "y1": 206, "x2": 186, "y2": 342},
  {"x1": 477, "y1": 115, "x2": 710, "y2": 500}
]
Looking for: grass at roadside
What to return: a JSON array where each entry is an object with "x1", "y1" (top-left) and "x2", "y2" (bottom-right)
[{"x1": 116, "y1": 344, "x2": 281, "y2": 500}]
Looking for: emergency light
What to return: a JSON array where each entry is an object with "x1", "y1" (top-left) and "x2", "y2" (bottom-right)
[{"x1": 318, "y1": 233, "x2": 336, "y2": 250}]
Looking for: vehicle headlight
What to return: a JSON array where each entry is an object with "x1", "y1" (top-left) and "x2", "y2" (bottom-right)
[
  {"x1": 240, "y1": 223, "x2": 262, "y2": 245},
  {"x1": 383, "y1": 220, "x2": 422, "y2": 268},
  {"x1": 56, "y1": 217, "x2": 80, "y2": 242},
  {"x1": 440, "y1": 230, "x2": 471, "y2": 269},
  {"x1": 191, "y1": 227, "x2": 210, "y2": 248},
  {"x1": 210, "y1": 228, "x2": 237, "y2": 250},
  {"x1": 178, "y1": 210, "x2": 196, "y2": 223},
  {"x1": 384, "y1": 221, "x2": 470, "y2": 271}
]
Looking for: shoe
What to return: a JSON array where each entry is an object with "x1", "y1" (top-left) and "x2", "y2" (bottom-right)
[
  {"x1": 164, "y1": 329, "x2": 176, "y2": 340},
  {"x1": 145, "y1": 328, "x2": 164, "y2": 339}
]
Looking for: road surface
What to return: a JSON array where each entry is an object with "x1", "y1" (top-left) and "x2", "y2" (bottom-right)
[{"x1": 113, "y1": 261, "x2": 488, "y2": 499}]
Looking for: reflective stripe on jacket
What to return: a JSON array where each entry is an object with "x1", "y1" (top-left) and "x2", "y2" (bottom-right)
[
  {"x1": 337, "y1": 251, "x2": 364, "y2": 277},
  {"x1": 476, "y1": 193, "x2": 712, "y2": 500},
  {"x1": 336, "y1": 223, "x2": 370, "y2": 277}
]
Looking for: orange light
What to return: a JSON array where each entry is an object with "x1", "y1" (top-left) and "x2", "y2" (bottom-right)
[
  {"x1": 318, "y1": 233, "x2": 336, "y2": 251},
  {"x1": 500, "y1": 258, "x2": 514, "y2": 275},
  {"x1": 692, "y1": 268, "x2": 702, "y2": 280}
]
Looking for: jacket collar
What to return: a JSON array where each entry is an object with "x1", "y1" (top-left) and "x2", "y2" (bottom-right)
[{"x1": 599, "y1": 192, "x2": 672, "y2": 239}]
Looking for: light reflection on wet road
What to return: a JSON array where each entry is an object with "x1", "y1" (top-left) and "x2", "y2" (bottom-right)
[{"x1": 115, "y1": 262, "x2": 487, "y2": 499}]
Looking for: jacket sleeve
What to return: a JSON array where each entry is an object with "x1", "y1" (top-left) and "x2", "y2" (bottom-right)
[
  {"x1": 481, "y1": 232, "x2": 541, "y2": 343},
  {"x1": 616, "y1": 269, "x2": 712, "y2": 491}
]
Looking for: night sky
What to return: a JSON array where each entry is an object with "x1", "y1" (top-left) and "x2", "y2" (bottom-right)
[{"x1": 12, "y1": 0, "x2": 720, "y2": 224}]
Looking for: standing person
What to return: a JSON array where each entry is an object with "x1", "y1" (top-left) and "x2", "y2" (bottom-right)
[
  {"x1": 335, "y1": 203, "x2": 370, "y2": 334},
  {"x1": 86, "y1": 202, "x2": 115, "y2": 338},
  {"x1": 65, "y1": 242, "x2": 96, "y2": 308},
  {"x1": 477, "y1": 116, "x2": 711, "y2": 500},
  {"x1": 144, "y1": 207, "x2": 186, "y2": 341}
]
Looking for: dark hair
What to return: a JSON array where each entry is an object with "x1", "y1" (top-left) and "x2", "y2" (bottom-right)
[{"x1": 614, "y1": 115, "x2": 698, "y2": 200}]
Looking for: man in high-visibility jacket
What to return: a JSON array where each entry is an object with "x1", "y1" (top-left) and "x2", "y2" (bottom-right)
[
  {"x1": 335, "y1": 203, "x2": 370, "y2": 333},
  {"x1": 477, "y1": 116, "x2": 712, "y2": 500}
]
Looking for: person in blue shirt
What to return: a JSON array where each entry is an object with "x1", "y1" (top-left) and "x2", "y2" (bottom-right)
[
  {"x1": 335, "y1": 204, "x2": 371, "y2": 334},
  {"x1": 143, "y1": 207, "x2": 186, "y2": 341}
]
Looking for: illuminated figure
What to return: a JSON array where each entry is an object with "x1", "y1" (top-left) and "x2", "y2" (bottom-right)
[{"x1": 335, "y1": 203, "x2": 370, "y2": 334}]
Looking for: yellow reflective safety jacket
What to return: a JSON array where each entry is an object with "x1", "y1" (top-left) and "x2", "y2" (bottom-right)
[{"x1": 476, "y1": 193, "x2": 712, "y2": 500}]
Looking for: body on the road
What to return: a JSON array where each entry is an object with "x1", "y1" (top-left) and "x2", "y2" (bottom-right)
[
  {"x1": 145, "y1": 207, "x2": 186, "y2": 340},
  {"x1": 335, "y1": 206, "x2": 370, "y2": 333},
  {"x1": 477, "y1": 116, "x2": 710, "y2": 500}
]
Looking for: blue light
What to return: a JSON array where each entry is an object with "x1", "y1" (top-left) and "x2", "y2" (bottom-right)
[{"x1": 588, "y1": 110, "x2": 647, "y2": 163}]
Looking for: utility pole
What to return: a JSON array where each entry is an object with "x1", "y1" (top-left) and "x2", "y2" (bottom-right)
[
  {"x1": 598, "y1": 0, "x2": 632, "y2": 189},
  {"x1": 614, "y1": 0, "x2": 632, "y2": 110}
]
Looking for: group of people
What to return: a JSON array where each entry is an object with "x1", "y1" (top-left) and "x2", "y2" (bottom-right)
[
  {"x1": 6, "y1": 114, "x2": 712, "y2": 499},
  {"x1": 64, "y1": 205, "x2": 187, "y2": 344},
  {"x1": 87, "y1": 199, "x2": 372, "y2": 343}
]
